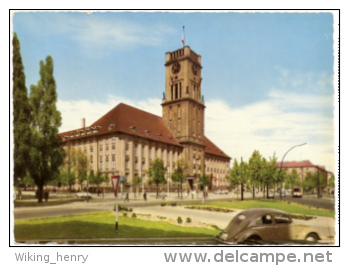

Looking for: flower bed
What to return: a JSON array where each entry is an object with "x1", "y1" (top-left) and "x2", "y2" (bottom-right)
[{"x1": 185, "y1": 206, "x2": 234, "y2": 213}]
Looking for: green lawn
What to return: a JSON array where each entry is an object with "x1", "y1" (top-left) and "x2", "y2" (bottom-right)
[
  {"x1": 14, "y1": 211, "x2": 219, "y2": 240},
  {"x1": 189, "y1": 200, "x2": 335, "y2": 218},
  {"x1": 14, "y1": 198, "x2": 86, "y2": 207}
]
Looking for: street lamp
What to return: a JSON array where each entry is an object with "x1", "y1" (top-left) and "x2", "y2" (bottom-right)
[{"x1": 278, "y1": 143, "x2": 307, "y2": 200}]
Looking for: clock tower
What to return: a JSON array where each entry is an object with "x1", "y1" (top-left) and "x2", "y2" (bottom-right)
[{"x1": 162, "y1": 46, "x2": 206, "y2": 187}]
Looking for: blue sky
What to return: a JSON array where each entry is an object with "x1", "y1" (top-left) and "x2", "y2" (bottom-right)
[{"x1": 12, "y1": 11, "x2": 337, "y2": 172}]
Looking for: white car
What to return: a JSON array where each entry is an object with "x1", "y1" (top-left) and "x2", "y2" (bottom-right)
[{"x1": 76, "y1": 192, "x2": 92, "y2": 199}]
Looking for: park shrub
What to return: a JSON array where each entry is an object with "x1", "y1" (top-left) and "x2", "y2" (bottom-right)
[
  {"x1": 186, "y1": 217, "x2": 192, "y2": 223},
  {"x1": 115, "y1": 204, "x2": 133, "y2": 212},
  {"x1": 177, "y1": 216, "x2": 183, "y2": 224}
]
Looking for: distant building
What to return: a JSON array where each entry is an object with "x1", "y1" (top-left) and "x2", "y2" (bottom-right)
[
  {"x1": 276, "y1": 160, "x2": 328, "y2": 185},
  {"x1": 59, "y1": 46, "x2": 231, "y2": 192}
]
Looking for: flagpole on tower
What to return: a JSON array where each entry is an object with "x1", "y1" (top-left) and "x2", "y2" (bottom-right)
[{"x1": 182, "y1": 26, "x2": 185, "y2": 47}]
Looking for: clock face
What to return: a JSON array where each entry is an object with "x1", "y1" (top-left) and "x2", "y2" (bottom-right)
[
  {"x1": 192, "y1": 64, "x2": 198, "y2": 75},
  {"x1": 171, "y1": 62, "x2": 181, "y2": 74}
]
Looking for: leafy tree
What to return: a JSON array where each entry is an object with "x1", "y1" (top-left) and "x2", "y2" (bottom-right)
[
  {"x1": 22, "y1": 172, "x2": 35, "y2": 189},
  {"x1": 147, "y1": 158, "x2": 167, "y2": 198},
  {"x1": 303, "y1": 172, "x2": 315, "y2": 192},
  {"x1": 171, "y1": 159, "x2": 188, "y2": 198},
  {"x1": 74, "y1": 150, "x2": 89, "y2": 190},
  {"x1": 228, "y1": 158, "x2": 248, "y2": 201},
  {"x1": 276, "y1": 168, "x2": 287, "y2": 199},
  {"x1": 261, "y1": 154, "x2": 278, "y2": 198},
  {"x1": 328, "y1": 175, "x2": 335, "y2": 194},
  {"x1": 59, "y1": 167, "x2": 76, "y2": 192},
  {"x1": 28, "y1": 56, "x2": 64, "y2": 202},
  {"x1": 198, "y1": 173, "x2": 210, "y2": 189},
  {"x1": 285, "y1": 169, "x2": 301, "y2": 189},
  {"x1": 302, "y1": 171, "x2": 325, "y2": 194},
  {"x1": 132, "y1": 176, "x2": 142, "y2": 197},
  {"x1": 13, "y1": 33, "x2": 32, "y2": 186},
  {"x1": 248, "y1": 150, "x2": 263, "y2": 199},
  {"x1": 89, "y1": 170, "x2": 108, "y2": 196}
]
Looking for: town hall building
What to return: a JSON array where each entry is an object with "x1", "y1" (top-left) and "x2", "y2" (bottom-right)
[{"x1": 59, "y1": 46, "x2": 231, "y2": 192}]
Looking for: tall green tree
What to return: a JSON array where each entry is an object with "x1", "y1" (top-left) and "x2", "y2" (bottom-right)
[
  {"x1": 13, "y1": 33, "x2": 32, "y2": 185},
  {"x1": 198, "y1": 174, "x2": 210, "y2": 189},
  {"x1": 132, "y1": 176, "x2": 142, "y2": 197},
  {"x1": 248, "y1": 150, "x2": 263, "y2": 199},
  {"x1": 171, "y1": 159, "x2": 188, "y2": 198},
  {"x1": 228, "y1": 158, "x2": 248, "y2": 201},
  {"x1": 147, "y1": 158, "x2": 167, "y2": 198},
  {"x1": 328, "y1": 175, "x2": 335, "y2": 194},
  {"x1": 89, "y1": 170, "x2": 108, "y2": 196},
  {"x1": 74, "y1": 150, "x2": 89, "y2": 191},
  {"x1": 261, "y1": 154, "x2": 278, "y2": 198},
  {"x1": 285, "y1": 169, "x2": 301, "y2": 189},
  {"x1": 59, "y1": 167, "x2": 76, "y2": 192},
  {"x1": 28, "y1": 56, "x2": 64, "y2": 202}
]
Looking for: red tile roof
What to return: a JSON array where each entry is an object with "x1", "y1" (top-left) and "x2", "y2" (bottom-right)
[
  {"x1": 59, "y1": 103, "x2": 231, "y2": 159},
  {"x1": 59, "y1": 103, "x2": 182, "y2": 147},
  {"x1": 203, "y1": 136, "x2": 231, "y2": 159},
  {"x1": 276, "y1": 160, "x2": 315, "y2": 168}
]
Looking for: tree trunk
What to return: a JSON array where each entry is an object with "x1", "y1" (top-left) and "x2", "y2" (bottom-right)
[
  {"x1": 263, "y1": 184, "x2": 266, "y2": 199},
  {"x1": 253, "y1": 184, "x2": 255, "y2": 199},
  {"x1": 180, "y1": 182, "x2": 183, "y2": 199},
  {"x1": 37, "y1": 185, "x2": 44, "y2": 203},
  {"x1": 267, "y1": 183, "x2": 269, "y2": 198},
  {"x1": 241, "y1": 182, "x2": 244, "y2": 201}
]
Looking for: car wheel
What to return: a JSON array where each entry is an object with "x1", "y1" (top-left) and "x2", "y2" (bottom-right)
[
  {"x1": 305, "y1": 233, "x2": 318, "y2": 243},
  {"x1": 245, "y1": 235, "x2": 262, "y2": 244}
]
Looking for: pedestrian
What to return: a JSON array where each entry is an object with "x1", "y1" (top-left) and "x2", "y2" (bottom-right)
[
  {"x1": 125, "y1": 192, "x2": 129, "y2": 202},
  {"x1": 143, "y1": 192, "x2": 147, "y2": 201}
]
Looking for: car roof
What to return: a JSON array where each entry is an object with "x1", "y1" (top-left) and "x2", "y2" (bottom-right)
[{"x1": 237, "y1": 208, "x2": 287, "y2": 218}]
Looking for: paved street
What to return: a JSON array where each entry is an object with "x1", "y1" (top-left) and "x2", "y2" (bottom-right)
[
  {"x1": 13, "y1": 191, "x2": 336, "y2": 243},
  {"x1": 13, "y1": 191, "x2": 335, "y2": 220}
]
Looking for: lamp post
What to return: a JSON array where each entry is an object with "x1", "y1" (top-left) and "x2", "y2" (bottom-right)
[{"x1": 278, "y1": 143, "x2": 307, "y2": 200}]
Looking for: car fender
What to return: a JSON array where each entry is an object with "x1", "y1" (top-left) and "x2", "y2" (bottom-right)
[
  {"x1": 239, "y1": 229, "x2": 263, "y2": 242},
  {"x1": 297, "y1": 227, "x2": 321, "y2": 240}
]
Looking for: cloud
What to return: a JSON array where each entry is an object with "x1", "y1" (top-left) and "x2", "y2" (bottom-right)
[
  {"x1": 58, "y1": 90, "x2": 335, "y2": 172},
  {"x1": 57, "y1": 95, "x2": 162, "y2": 132},
  {"x1": 15, "y1": 12, "x2": 176, "y2": 55},
  {"x1": 205, "y1": 93, "x2": 335, "y2": 172}
]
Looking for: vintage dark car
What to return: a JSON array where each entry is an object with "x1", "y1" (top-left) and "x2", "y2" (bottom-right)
[{"x1": 218, "y1": 208, "x2": 321, "y2": 244}]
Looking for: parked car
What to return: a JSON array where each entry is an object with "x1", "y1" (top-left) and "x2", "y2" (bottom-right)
[
  {"x1": 218, "y1": 208, "x2": 321, "y2": 244},
  {"x1": 76, "y1": 192, "x2": 93, "y2": 199}
]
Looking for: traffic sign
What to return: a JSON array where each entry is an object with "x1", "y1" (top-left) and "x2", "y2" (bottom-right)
[{"x1": 110, "y1": 175, "x2": 120, "y2": 197}]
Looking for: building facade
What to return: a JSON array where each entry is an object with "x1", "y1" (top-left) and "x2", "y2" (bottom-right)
[
  {"x1": 276, "y1": 160, "x2": 328, "y2": 185},
  {"x1": 59, "y1": 46, "x2": 231, "y2": 192}
]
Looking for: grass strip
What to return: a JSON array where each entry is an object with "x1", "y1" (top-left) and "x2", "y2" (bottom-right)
[
  {"x1": 14, "y1": 211, "x2": 220, "y2": 240},
  {"x1": 188, "y1": 200, "x2": 334, "y2": 218}
]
